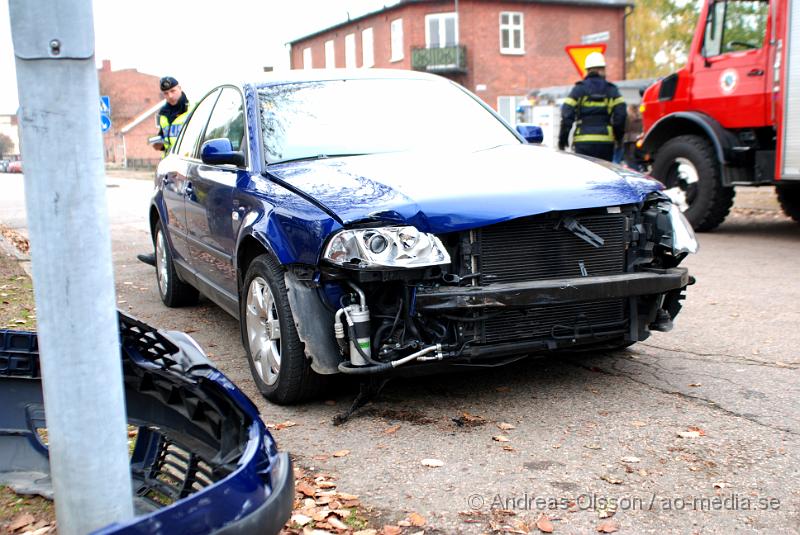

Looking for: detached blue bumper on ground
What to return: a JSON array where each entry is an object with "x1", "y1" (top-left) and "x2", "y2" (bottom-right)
[{"x1": 0, "y1": 313, "x2": 293, "y2": 535}]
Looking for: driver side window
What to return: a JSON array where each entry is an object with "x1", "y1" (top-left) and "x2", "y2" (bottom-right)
[{"x1": 703, "y1": 0, "x2": 768, "y2": 57}]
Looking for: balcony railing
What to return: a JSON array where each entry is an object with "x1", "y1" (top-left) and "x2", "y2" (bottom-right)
[{"x1": 411, "y1": 45, "x2": 467, "y2": 74}]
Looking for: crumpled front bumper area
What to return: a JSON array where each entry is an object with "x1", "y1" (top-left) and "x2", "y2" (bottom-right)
[
  {"x1": 0, "y1": 313, "x2": 293, "y2": 535},
  {"x1": 416, "y1": 268, "x2": 690, "y2": 310}
]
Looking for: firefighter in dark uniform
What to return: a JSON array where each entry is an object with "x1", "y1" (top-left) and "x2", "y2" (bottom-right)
[{"x1": 558, "y1": 52, "x2": 626, "y2": 162}]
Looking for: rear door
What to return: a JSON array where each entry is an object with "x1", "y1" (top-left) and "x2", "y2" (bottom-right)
[
  {"x1": 692, "y1": 0, "x2": 770, "y2": 128},
  {"x1": 185, "y1": 87, "x2": 248, "y2": 298}
]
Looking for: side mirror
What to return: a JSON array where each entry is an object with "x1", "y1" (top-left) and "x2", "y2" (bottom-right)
[
  {"x1": 516, "y1": 124, "x2": 544, "y2": 144},
  {"x1": 201, "y1": 138, "x2": 245, "y2": 167}
]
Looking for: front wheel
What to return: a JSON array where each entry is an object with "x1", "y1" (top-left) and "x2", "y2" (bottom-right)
[
  {"x1": 776, "y1": 184, "x2": 800, "y2": 223},
  {"x1": 651, "y1": 135, "x2": 735, "y2": 232},
  {"x1": 240, "y1": 254, "x2": 324, "y2": 404}
]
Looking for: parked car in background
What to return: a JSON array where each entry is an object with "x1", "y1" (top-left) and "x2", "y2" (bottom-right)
[
  {"x1": 7, "y1": 161, "x2": 22, "y2": 173},
  {"x1": 0, "y1": 160, "x2": 9, "y2": 173},
  {"x1": 147, "y1": 70, "x2": 697, "y2": 404}
]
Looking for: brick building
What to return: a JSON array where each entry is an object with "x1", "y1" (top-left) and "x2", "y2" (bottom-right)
[
  {"x1": 289, "y1": 0, "x2": 631, "y2": 125},
  {"x1": 97, "y1": 60, "x2": 163, "y2": 168}
]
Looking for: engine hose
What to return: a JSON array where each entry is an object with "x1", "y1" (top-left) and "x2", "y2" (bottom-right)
[
  {"x1": 403, "y1": 287, "x2": 422, "y2": 340},
  {"x1": 338, "y1": 361, "x2": 393, "y2": 374}
]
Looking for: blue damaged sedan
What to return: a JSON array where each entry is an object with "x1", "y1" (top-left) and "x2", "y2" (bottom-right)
[{"x1": 148, "y1": 70, "x2": 697, "y2": 404}]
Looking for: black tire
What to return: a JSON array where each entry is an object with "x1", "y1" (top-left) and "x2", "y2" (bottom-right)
[
  {"x1": 154, "y1": 222, "x2": 199, "y2": 307},
  {"x1": 240, "y1": 254, "x2": 324, "y2": 404},
  {"x1": 776, "y1": 184, "x2": 800, "y2": 223},
  {"x1": 652, "y1": 135, "x2": 735, "y2": 232}
]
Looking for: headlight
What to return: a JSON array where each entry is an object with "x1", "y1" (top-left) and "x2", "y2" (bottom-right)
[
  {"x1": 667, "y1": 203, "x2": 698, "y2": 255},
  {"x1": 323, "y1": 226, "x2": 451, "y2": 269}
]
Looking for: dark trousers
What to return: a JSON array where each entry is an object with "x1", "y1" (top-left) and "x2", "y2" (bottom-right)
[{"x1": 574, "y1": 142, "x2": 615, "y2": 162}]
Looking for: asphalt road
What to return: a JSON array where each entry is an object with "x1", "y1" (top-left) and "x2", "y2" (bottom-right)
[{"x1": 1, "y1": 172, "x2": 798, "y2": 533}]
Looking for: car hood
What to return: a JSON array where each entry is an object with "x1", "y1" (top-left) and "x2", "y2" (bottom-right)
[{"x1": 265, "y1": 144, "x2": 662, "y2": 233}]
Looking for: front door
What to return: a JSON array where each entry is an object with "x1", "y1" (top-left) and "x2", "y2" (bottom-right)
[
  {"x1": 185, "y1": 87, "x2": 247, "y2": 298},
  {"x1": 692, "y1": 0, "x2": 771, "y2": 128}
]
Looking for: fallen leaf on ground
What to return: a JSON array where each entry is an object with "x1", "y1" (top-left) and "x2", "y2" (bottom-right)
[
  {"x1": 333, "y1": 449, "x2": 350, "y2": 457},
  {"x1": 274, "y1": 420, "x2": 297, "y2": 430},
  {"x1": 383, "y1": 525, "x2": 402, "y2": 535},
  {"x1": 408, "y1": 512, "x2": 426, "y2": 526},
  {"x1": 421, "y1": 458, "x2": 444, "y2": 467},
  {"x1": 493, "y1": 435, "x2": 511, "y2": 442},
  {"x1": 585, "y1": 443, "x2": 601, "y2": 450},
  {"x1": 600, "y1": 474, "x2": 623, "y2": 484},
  {"x1": 535, "y1": 513, "x2": 554, "y2": 533},
  {"x1": 620, "y1": 456, "x2": 641, "y2": 463},
  {"x1": 328, "y1": 516, "x2": 349, "y2": 530},
  {"x1": 688, "y1": 383, "x2": 702, "y2": 387},
  {"x1": 384, "y1": 424, "x2": 401, "y2": 435},
  {"x1": 397, "y1": 520, "x2": 411, "y2": 527},
  {"x1": 9, "y1": 513, "x2": 36, "y2": 531},
  {"x1": 687, "y1": 425, "x2": 706, "y2": 436},
  {"x1": 296, "y1": 481, "x2": 316, "y2": 497},
  {"x1": 678, "y1": 431, "x2": 701, "y2": 438},
  {"x1": 502, "y1": 445, "x2": 515, "y2": 452},
  {"x1": 597, "y1": 519, "x2": 619, "y2": 533},
  {"x1": 630, "y1": 420, "x2": 647, "y2": 427},
  {"x1": 497, "y1": 422, "x2": 516, "y2": 431},
  {"x1": 354, "y1": 531, "x2": 378, "y2": 535},
  {"x1": 312, "y1": 454, "x2": 330, "y2": 461},
  {"x1": 291, "y1": 514, "x2": 312, "y2": 527}
]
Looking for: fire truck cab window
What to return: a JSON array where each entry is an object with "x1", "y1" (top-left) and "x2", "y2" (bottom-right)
[{"x1": 703, "y1": 0, "x2": 768, "y2": 57}]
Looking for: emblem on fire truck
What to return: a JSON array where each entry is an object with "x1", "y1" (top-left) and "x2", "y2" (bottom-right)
[{"x1": 720, "y1": 69, "x2": 738, "y2": 94}]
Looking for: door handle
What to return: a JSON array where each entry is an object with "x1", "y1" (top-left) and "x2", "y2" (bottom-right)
[
  {"x1": 184, "y1": 183, "x2": 193, "y2": 196},
  {"x1": 747, "y1": 69, "x2": 765, "y2": 76}
]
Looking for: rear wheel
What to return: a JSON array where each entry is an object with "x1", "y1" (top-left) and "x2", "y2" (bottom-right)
[
  {"x1": 777, "y1": 184, "x2": 800, "y2": 223},
  {"x1": 240, "y1": 254, "x2": 324, "y2": 404},
  {"x1": 652, "y1": 135, "x2": 735, "y2": 232},
  {"x1": 154, "y1": 222, "x2": 199, "y2": 307}
]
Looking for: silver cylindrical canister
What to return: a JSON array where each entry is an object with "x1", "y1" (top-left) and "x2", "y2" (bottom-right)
[{"x1": 348, "y1": 305, "x2": 371, "y2": 366}]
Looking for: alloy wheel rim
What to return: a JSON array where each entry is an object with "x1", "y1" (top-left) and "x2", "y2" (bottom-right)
[
  {"x1": 245, "y1": 276, "x2": 282, "y2": 386},
  {"x1": 664, "y1": 157, "x2": 699, "y2": 212},
  {"x1": 156, "y1": 230, "x2": 169, "y2": 297}
]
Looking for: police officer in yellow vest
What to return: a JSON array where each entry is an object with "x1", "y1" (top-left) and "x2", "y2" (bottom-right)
[
  {"x1": 558, "y1": 52, "x2": 626, "y2": 162},
  {"x1": 151, "y1": 76, "x2": 191, "y2": 156},
  {"x1": 138, "y1": 77, "x2": 191, "y2": 266}
]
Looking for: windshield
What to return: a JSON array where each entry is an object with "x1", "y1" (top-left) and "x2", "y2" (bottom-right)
[{"x1": 257, "y1": 78, "x2": 521, "y2": 163}]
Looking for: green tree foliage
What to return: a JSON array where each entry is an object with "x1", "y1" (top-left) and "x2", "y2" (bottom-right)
[{"x1": 626, "y1": 0, "x2": 701, "y2": 79}]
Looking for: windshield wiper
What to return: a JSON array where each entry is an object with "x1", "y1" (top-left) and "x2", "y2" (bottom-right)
[{"x1": 271, "y1": 153, "x2": 367, "y2": 165}]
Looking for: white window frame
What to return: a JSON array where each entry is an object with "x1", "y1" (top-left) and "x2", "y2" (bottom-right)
[
  {"x1": 390, "y1": 18, "x2": 404, "y2": 62},
  {"x1": 361, "y1": 27, "x2": 375, "y2": 68},
  {"x1": 500, "y1": 12, "x2": 524, "y2": 55},
  {"x1": 302, "y1": 47, "x2": 312, "y2": 69},
  {"x1": 497, "y1": 95, "x2": 527, "y2": 127},
  {"x1": 324, "y1": 40, "x2": 335, "y2": 68},
  {"x1": 345, "y1": 33, "x2": 357, "y2": 68},
  {"x1": 425, "y1": 12, "x2": 458, "y2": 49}
]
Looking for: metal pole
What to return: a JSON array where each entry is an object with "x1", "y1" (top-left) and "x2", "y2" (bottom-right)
[
  {"x1": 8, "y1": 1, "x2": 134, "y2": 533},
  {"x1": 455, "y1": 0, "x2": 460, "y2": 69}
]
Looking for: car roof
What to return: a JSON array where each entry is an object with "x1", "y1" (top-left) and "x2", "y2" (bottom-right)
[{"x1": 245, "y1": 68, "x2": 447, "y2": 90}]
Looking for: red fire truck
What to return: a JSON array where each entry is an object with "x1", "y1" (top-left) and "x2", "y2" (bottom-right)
[{"x1": 640, "y1": 0, "x2": 799, "y2": 230}]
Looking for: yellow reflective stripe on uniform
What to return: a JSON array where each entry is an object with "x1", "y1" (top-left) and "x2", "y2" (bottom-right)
[
  {"x1": 563, "y1": 97, "x2": 577, "y2": 107},
  {"x1": 575, "y1": 125, "x2": 614, "y2": 143},
  {"x1": 609, "y1": 97, "x2": 625, "y2": 107},
  {"x1": 579, "y1": 100, "x2": 611, "y2": 107},
  {"x1": 574, "y1": 134, "x2": 614, "y2": 142}
]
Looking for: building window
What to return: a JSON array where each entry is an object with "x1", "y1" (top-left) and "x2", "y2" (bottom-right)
[
  {"x1": 390, "y1": 18, "x2": 404, "y2": 62},
  {"x1": 303, "y1": 47, "x2": 312, "y2": 69},
  {"x1": 345, "y1": 33, "x2": 357, "y2": 68},
  {"x1": 500, "y1": 12, "x2": 524, "y2": 54},
  {"x1": 497, "y1": 96, "x2": 527, "y2": 127},
  {"x1": 362, "y1": 27, "x2": 375, "y2": 68},
  {"x1": 325, "y1": 40, "x2": 335, "y2": 68},
  {"x1": 425, "y1": 12, "x2": 458, "y2": 48}
]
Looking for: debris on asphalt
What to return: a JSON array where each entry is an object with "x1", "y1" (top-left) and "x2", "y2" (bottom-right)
[
  {"x1": 596, "y1": 518, "x2": 620, "y2": 533},
  {"x1": 420, "y1": 458, "x2": 444, "y2": 467},
  {"x1": 535, "y1": 513, "x2": 554, "y2": 533}
]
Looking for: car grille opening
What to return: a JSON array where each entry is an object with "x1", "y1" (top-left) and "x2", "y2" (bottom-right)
[{"x1": 477, "y1": 213, "x2": 627, "y2": 284}]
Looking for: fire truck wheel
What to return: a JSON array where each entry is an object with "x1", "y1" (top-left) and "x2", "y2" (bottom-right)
[
  {"x1": 776, "y1": 184, "x2": 800, "y2": 223},
  {"x1": 652, "y1": 135, "x2": 735, "y2": 232}
]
